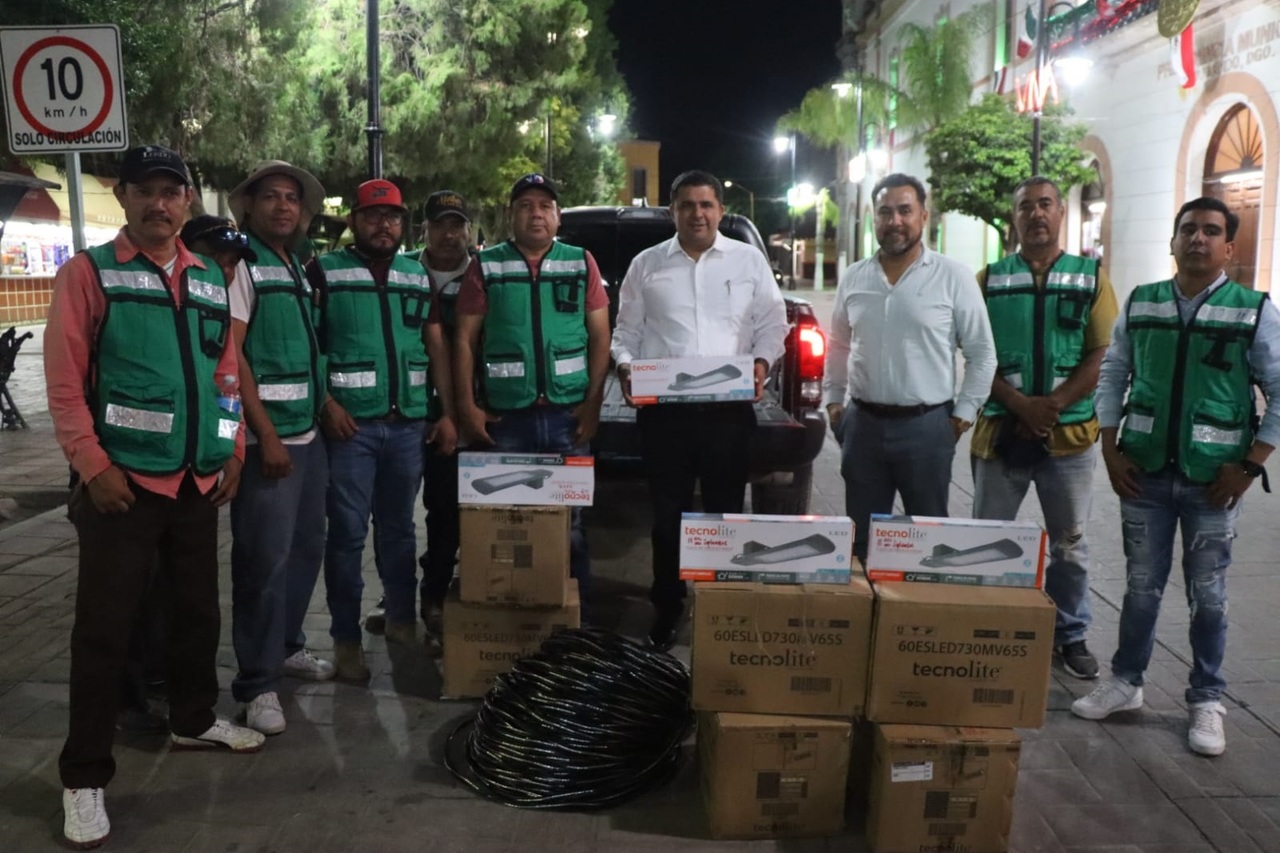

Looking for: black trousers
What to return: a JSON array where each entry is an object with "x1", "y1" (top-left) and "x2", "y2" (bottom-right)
[
  {"x1": 418, "y1": 439, "x2": 460, "y2": 607},
  {"x1": 638, "y1": 402, "x2": 755, "y2": 610},
  {"x1": 60, "y1": 475, "x2": 220, "y2": 789}
]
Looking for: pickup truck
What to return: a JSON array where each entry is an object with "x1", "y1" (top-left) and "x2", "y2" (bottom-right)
[{"x1": 556, "y1": 206, "x2": 827, "y2": 514}]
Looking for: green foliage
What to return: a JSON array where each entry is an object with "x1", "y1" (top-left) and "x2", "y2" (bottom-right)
[
  {"x1": 923, "y1": 94, "x2": 1095, "y2": 252},
  {"x1": 895, "y1": 7, "x2": 990, "y2": 132}
]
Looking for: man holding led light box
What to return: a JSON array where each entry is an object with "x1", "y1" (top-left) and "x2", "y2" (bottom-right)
[{"x1": 1073, "y1": 197, "x2": 1280, "y2": 758}]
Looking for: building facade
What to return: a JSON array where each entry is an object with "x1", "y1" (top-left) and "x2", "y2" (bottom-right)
[{"x1": 842, "y1": 0, "x2": 1278, "y2": 300}]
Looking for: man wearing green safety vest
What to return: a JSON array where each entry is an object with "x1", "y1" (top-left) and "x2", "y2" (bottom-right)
[
  {"x1": 455, "y1": 174, "x2": 612, "y2": 611},
  {"x1": 224, "y1": 161, "x2": 334, "y2": 734},
  {"x1": 306, "y1": 179, "x2": 456, "y2": 681},
  {"x1": 45, "y1": 144, "x2": 264, "y2": 849},
  {"x1": 1072, "y1": 197, "x2": 1280, "y2": 758},
  {"x1": 971, "y1": 177, "x2": 1118, "y2": 682}
]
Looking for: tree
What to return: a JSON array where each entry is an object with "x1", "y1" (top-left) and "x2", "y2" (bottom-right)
[{"x1": 923, "y1": 94, "x2": 1094, "y2": 253}]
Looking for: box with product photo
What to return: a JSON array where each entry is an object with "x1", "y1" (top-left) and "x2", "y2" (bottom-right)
[
  {"x1": 867, "y1": 582, "x2": 1055, "y2": 729},
  {"x1": 691, "y1": 577, "x2": 874, "y2": 717},
  {"x1": 441, "y1": 582, "x2": 580, "y2": 699},
  {"x1": 699, "y1": 711, "x2": 851, "y2": 840},
  {"x1": 867, "y1": 724, "x2": 1021, "y2": 853},
  {"x1": 458, "y1": 505, "x2": 571, "y2": 606},
  {"x1": 866, "y1": 515, "x2": 1047, "y2": 588},
  {"x1": 628, "y1": 354, "x2": 756, "y2": 405},
  {"x1": 457, "y1": 452, "x2": 594, "y2": 506},
  {"x1": 679, "y1": 513, "x2": 855, "y2": 585}
]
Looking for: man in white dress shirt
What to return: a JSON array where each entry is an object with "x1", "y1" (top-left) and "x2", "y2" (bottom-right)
[
  {"x1": 824, "y1": 173, "x2": 996, "y2": 560},
  {"x1": 612, "y1": 170, "x2": 788, "y2": 650}
]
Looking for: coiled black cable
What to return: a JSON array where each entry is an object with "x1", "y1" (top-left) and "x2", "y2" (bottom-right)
[{"x1": 445, "y1": 627, "x2": 694, "y2": 809}]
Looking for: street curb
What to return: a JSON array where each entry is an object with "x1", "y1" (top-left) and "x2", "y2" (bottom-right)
[{"x1": 0, "y1": 503, "x2": 69, "y2": 544}]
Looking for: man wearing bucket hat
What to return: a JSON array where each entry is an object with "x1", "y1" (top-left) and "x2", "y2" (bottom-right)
[
  {"x1": 306, "y1": 179, "x2": 454, "y2": 679},
  {"x1": 455, "y1": 174, "x2": 611, "y2": 612},
  {"x1": 220, "y1": 161, "x2": 334, "y2": 733},
  {"x1": 45, "y1": 144, "x2": 263, "y2": 849}
]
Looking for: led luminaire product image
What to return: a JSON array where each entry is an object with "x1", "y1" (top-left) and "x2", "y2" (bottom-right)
[
  {"x1": 470, "y1": 469, "x2": 554, "y2": 495},
  {"x1": 919, "y1": 538, "x2": 1024, "y2": 568},
  {"x1": 730, "y1": 533, "x2": 837, "y2": 566},
  {"x1": 666, "y1": 364, "x2": 743, "y2": 391}
]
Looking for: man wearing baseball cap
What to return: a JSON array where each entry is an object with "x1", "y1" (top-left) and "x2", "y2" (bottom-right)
[
  {"x1": 306, "y1": 179, "x2": 455, "y2": 679},
  {"x1": 455, "y1": 174, "x2": 611, "y2": 611},
  {"x1": 220, "y1": 161, "x2": 334, "y2": 734},
  {"x1": 365, "y1": 189, "x2": 473, "y2": 647},
  {"x1": 45, "y1": 144, "x2": 263, "y2": 848}
]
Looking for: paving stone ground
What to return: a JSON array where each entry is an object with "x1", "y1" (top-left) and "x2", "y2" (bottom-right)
[{"x1": 3, "y1": 301, "x2": 1280, "y2": 852}]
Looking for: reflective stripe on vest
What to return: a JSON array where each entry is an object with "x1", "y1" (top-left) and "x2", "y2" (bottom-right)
[
  {"x1": 331, "y1": 370, "x2": 378, "y2": 388},
  {"x1": 257, "y1": 382, "x2": 310, "y2": 401},
  {"x1": 104, "y1": 403, "x2": 174, "y2": 434}
]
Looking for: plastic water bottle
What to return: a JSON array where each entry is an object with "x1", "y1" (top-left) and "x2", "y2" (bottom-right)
[{"x1": 216, "y1": 374, "x2": 242, "y2": 417}]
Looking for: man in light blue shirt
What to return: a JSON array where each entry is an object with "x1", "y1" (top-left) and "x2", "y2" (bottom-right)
[
  {"x1": 824, "y1": 173, "x2": 996, "y2": 559},
  {"x1": 1072, "y1": 197, "x2": 1280, "y2": 758}
]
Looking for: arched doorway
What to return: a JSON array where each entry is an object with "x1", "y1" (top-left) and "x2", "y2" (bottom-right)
[
  {"x1": 1080, "y1": 163, "x2": 1105, "y2": 262},
  {"x1": 1202, "y1": 104, "x2": 1263, "y2": 287}
]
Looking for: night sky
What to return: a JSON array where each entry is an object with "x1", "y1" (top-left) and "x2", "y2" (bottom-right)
[{"x1": 607, "y1": 0, "x2": 843, "y2": 215}]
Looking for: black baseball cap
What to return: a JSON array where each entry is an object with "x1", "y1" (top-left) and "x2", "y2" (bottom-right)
[
  {"x1": 509, "y1": 173, "x2": 559, "y2": 203},
  {"x1": 120, "y1": 145, "x2": 192, "y2": 186},
  {"x1": 425, "y1": 190, "x2": 469, "y2": 223},
  {"x1": 180, "y1": 215, "x2": 258, "y2": 263}
]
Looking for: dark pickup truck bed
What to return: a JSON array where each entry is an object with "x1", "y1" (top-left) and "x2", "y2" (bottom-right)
[{"x1": 557, "y1": 206, "x2": 827, "y2": 514}]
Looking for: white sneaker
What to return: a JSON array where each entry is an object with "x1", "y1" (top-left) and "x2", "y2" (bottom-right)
[
  {"x1": 1070, "y1": 676, "x2": 1144, "y2": 720},
  {"x1": 63, "y1": 787, "x2": 110, "y2": 849},
  {"x1": 282, "y1": 649, "x2": 336, "y2": 681},
  {"x1": 1188, "y1": 702, "x2": 1227, "y2": 756},
  {"x1": 171, "y1": 718, "x2": 265, "y2": 753},
  {"x1": 245, "y1": 692, "x2": 286, "y2": 735}
]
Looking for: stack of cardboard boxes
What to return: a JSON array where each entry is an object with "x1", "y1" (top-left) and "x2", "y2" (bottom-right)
[
  {"x1": 681, "y1": 512, "x2": 870, "y2": 840},
  {"x1": 439, "y1": 452, "x2": 589, "y2": 698},
  {"x1": 862, "y1": 515, "x2": 1055, "y2": 853}
]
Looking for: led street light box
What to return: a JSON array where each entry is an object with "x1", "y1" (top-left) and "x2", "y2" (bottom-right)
[
  {"x1": 692, "y1": 577, "x2": 874, "y2": 717},
  {"x1": 441, "y1": 581, "x2": 580, "y2": 699},
  {"x1": 867, "y1": 515, "x2": 1047, "y2": 588},
  {"x1": 700, "y1": 711, "x2": 851, "y2": 840},
  {"x1": 867, "y1": 724, "x2": 1021, "y2": 853},
  {"x1": 458, "y1": 452, "x2": 594, "y2": 506},
  {"x1": 458, "y1": 505, "x2": 571, "y2": 606},
  {"x1": 628, "y1": 354, "x2": 755, "y2": 404},
  {"x1": 680, "y1": 513, "x2": 855, "y2": 584},
  {"x1": 867, "y1": 582, "x2": 1055, "y2": 728}
]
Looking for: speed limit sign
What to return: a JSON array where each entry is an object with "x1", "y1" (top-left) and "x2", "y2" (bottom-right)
[{"x1": 0, "y1": 25, "x2": 128, "y2": 154}]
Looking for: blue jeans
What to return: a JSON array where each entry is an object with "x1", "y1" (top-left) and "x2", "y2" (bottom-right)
[
  {"x1": 325, "y1": 419, "x2": 425, "y2": 642},
  {"x1": 1112, "y1": 467, "x2": 1237, "y2": 704},
  {"x1": 972, "y1": 447, "x2": 1096, "y2": 645},
  {"x1": 487, "y1": 405, "x2": 590, "y2": 605},
  {"x1": 230, "y1": 436, "x2": 328, "y2": 701},
  {"x1": 840, "y1": 403, "x2": 955, "y2": 559}
]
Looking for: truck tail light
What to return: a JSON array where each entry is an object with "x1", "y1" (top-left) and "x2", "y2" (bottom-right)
[{"x1": 795, "y1": 315, "x2": 825, "y2": 406}]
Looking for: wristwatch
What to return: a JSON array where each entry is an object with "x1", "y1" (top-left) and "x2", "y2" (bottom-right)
[{"x1": 1240, "y1": 459, "x2": 1266, "y2": 478}]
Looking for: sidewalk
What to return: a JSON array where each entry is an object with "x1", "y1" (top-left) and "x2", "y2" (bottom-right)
[{"x1": 2, "y1": 316, "x2": 1280, "y2": 851}]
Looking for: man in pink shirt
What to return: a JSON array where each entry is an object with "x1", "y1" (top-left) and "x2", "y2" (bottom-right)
[{"x1": 44, "y1": 145, "x2": 264, "y2": 850}]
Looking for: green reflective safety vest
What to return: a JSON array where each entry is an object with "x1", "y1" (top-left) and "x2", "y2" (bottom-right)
[
  {"x1": 316, "y1": 249, "x2": 432, "y2": 419},
  {"x1": 243, "y1": 232, "x2": 323, "y2": 437},
  {"x1": 1121, "y1": 279, "x2": 1265, "y2": 483},
  {"x1": 982, "y1": 253, "x2": 1099, "y2": 424},
  {"x1": 85, "y1": 243, "x2": 237, "y2": 475},
  {"x1": 479, "y1": 241, "x2": 589, "y2": 410}
]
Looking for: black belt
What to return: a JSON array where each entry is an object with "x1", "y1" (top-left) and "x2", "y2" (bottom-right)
[{"x1": 853, "y1": 399, "x2": 948, "y2": 419}]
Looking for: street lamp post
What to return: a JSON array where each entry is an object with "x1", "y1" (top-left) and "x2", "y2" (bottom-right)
[
  {"x1": 724, "y1": 181, "x2": 756, "y2": 221},
  {"x1": 1031, "y1": 0, "x2": 1092, "y2": 174},
  {"x1": 774, "y1": 133, "x2": 798, "y2": 289}
]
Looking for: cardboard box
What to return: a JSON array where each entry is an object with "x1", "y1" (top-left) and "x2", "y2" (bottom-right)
[
  {"x1": 699, "y1": 711, "x2": 851, "y2": 840},
  {"x1": 629, "y1": 354, "x2": 756, "y2": 404},
  {"x1": 867, "y1": 515, "x2": 1047, "y2": 588},
  {"x1": 680, "y1": 513, "x2": 855, "y2": 584},
  {"x1": 692, "y1": 578, "x2": 874, "y2": 717},
  {"x1": 867, "y1": 724, "x2": 1021, "y2": 853},
  {"x1": 867, "y1": 583, "x2": 1054, "y2": 728},
  {"x1": 458, "y1": 505, "x2": 571, "y2": 606},
  {"x1": 457, "y1": 452, "x2": 594, "y2": 506},
  {"x1": 440, "y1": 583, "x2": 580, "y2": 699}
]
